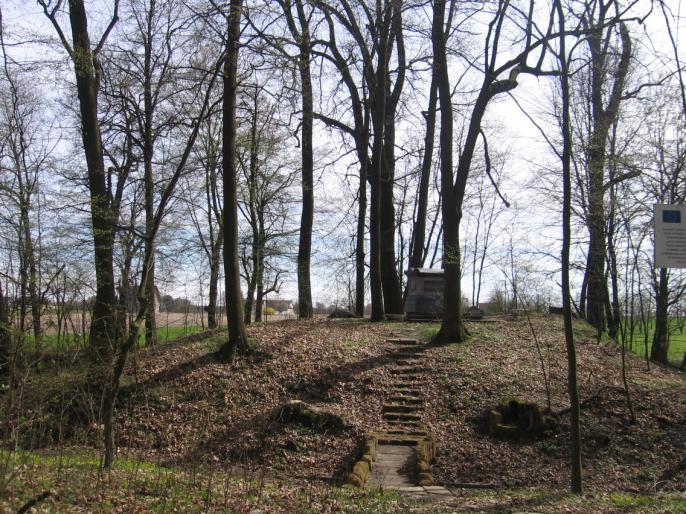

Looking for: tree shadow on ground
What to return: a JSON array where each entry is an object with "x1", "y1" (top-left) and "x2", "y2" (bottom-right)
[
  {"x1": 174, "y1": 345, "x2": 400, "y2": 479},
  {"x1": 284, "y1": 350, "x2": 398, "y2": 402}
]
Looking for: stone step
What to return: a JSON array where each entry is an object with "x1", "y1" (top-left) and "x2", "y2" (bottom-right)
[
  {"x1": 389, "y1": 384, "x2": 420, "y2": 392},
  {"x1": 388, "y1": 374, "x2": 422, "y2": 383},
  {"x1": 389, "y1": 367, "x2": 424, "y2": 375},
  {"x1": 383, "y1": 403, "x2": 421, "y2": 414},
  {"x1": 395, "y1": 358, "x2": 423, "y2": 367},
  {"x1": 383, "y1": 411, "x2": 422, "y2": 422},
  {"x1": 388, "y1": 395, "x2": 423, "y2": 405},
  {"x1": 378, "y1": 429, "x2": 429, "y2": 437},
  {"x1": 384, "y1": 421, "x2": 422, "y2": 429},
  {"x1": 377, "y1": 437, "x2": 421, "y2": 446},
  {"x1": 389, "y1": 353, "x2": 423, "y2": 360},
  {"x1": 390, "y1": 346, "x2": 424, "y2": 354},
  {"x1": 388, "y1": 338, "x2": 419, "y2": 345}
]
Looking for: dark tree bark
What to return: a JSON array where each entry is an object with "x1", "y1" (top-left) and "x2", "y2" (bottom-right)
[
  {"x1": 651, "y1": 267, "x2": 670, "y2": 364},
  {"x1": 378, "y1": 0, "x2": 405, "y2": 315},
  {"x1": 278, "y1": 0, "x2": 314, "y2": 319},
  {"x1": 142, "y1": 0, "x2": 158, "y2": 347},
  {"x1": 368, "y1": 1, "x2": 395, "y2": 322},
  {"x1": 0, "y1": 281, "x2": 10, "y2": 378},
  {"x1": 432, "y1": 0, "x2": 465, "y2": 342},
  {"x1": 219, "y1": 0, "x2": 249, "y2": 361},
  {"x1": 311, "y1": 6, "x2": 370, "y2": 317},
  {"x1": 409, "y1": 73, "x2": 438, "y2": 269},
  {"x1": 556, "y1": 0, "x2": 583, "y2": 493},
  {"x1": 62, "y1": 0, "x2": 121, "y2": 362},
  {"x1": 582, "y1": 18, "x2": 631, "y2": 334}
]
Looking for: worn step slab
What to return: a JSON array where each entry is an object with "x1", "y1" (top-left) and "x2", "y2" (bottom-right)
[
  {"x1": 388, "y1": 395, "x2": 423, "y2": 405},
  {"x1": 383, "y1": 403, "x2": 422, "y2": 414},
  {"x1": 389, "y1": 347, "x2": 425, "y2": 355},
  {"x1": 384, "y1": 419, "x2": 422, "y2": 427},
  {"x1": 378, "y1": 428, "x2": 429, "y2": 437},
  {"x1": 366, "y1": 444, "x2": 415, "y2": 489},
  {"x1": 384, "y1": 411, "x2": 422, "y2": 422},
  {"x1": 389, "y1": 367, "x2": 425, "y2": 375},
  {"x1": 388, "y1": 376, "x2": 422, "y2": 384},
  {"x1": 388, "y1": 338, "x2": 419, "y2": 345},
  {"x1": 376, "y1": 436, "x2": 428, "y2": 443},
  {"x1": 389, "y1": 386, "x2": 420, "y2": 394}
]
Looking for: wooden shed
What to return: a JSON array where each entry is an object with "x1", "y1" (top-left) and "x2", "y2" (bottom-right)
[{"x1": 404, "y1": 268, "x2": 444, "y2": 320}]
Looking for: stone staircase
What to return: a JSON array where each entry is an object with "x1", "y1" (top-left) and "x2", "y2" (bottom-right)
[
  {"x1": 365, "y1": 338, "x2": 437, "y2": 490},
  {"x1": 343, "y1": 337, "x2": 456, "y2": 498}
]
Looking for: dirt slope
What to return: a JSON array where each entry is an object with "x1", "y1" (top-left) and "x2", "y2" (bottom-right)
[{"x1": 112, "y1": 316, "x2": 685, "y2": 495}]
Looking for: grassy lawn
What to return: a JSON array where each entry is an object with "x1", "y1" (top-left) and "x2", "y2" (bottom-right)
[
  {"x1": 1, "y1": 449, "x2": 684, "y2": 513},
  {"x1": 622, "y1": 318, "x2": 686, "y2": 366},
  {"x1": 28, "y1": 324, "x2": 210, "y2": 352},
  {"x1": 0, "y1": 449, "x2": 409, "y2": 513}
]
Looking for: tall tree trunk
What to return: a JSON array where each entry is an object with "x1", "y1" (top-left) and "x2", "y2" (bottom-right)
[
  {"x1": 243, "y1": 251, "x2": 257, "y2": 325},
  {"x1": 219, "y1": 0, "x2": 249, "y2": 361},
  {"x1": 0, "y1": 281, "x2": 10, "y2": 378},
  {"x1": 207, "y1": 239, "x2": 222, "y2": 329},
  {"x1": 582, "y1": 21, "x2": 631, "y2": 333},
  {"x1": 142, "y1": 0, "x2": 157, "y2": 347},
  {"x1": 378, "y1": 0, "x2": 405, "y2": 315},
  {"x1": 289, "y1": 0, "x2": 314, "y2": 320},
  {"x1": 433, "y1": 0, "x2": 465, "y2": 342},
  {"x1": 651, "y1": 267, "x2": 670, "y2": 364},
  {"x1": 409, "y1": 73, "x2": 438, "y2": 269},
  {"x1": 379, "y1": 106, "x2": 403, "y2": 314},
  {"x1": 355, "y1": 135, "x2": 367, "y2": 317},
  {"x1": 254, "y1": 247, "x2": 265, "y2": 323},
  {"x1": 64, "y1": 0, "x2": 119, "y2": 363},
  {"x1": 369, "y1": 2, "x2": 391, "y2": 322},
  {"x1": 557, "y1": 0, "x2": 583, "y2": 493}
]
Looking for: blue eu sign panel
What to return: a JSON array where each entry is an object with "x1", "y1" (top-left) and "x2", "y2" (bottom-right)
[
  {"x1": 663, "y1": 210, "x2": 681, "y2": 224},
  {"x1": 654, "y1": 204, "x2": 686, "y2": 268}
]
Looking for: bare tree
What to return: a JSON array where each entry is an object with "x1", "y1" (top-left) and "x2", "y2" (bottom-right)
[
  {"x1": 575, "y1": 4, "x2": 632, "y2": 337},
  {"x1": 556, "y1": 0, "x2": 583, "y2": 493},
  {"x1": 275, "y1": 0, "x2": 314, "y2": 319},
  {"x1": 219, "y1": 0, "x2": 250, "y2": 361},
  {"x1": 38, "y1": 0, "x2": 124, "y2": 361},
  {"x1": 434, "y1": 0, "x2": 557, "y2": 342},
  {"x1": 237, "y1": 85, "x2": 295, "y2": 324}
]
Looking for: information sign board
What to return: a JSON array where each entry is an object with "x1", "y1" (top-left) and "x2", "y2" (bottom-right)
[{"x1": 654, "y1": 204, "x2": 686, "y2": 268}]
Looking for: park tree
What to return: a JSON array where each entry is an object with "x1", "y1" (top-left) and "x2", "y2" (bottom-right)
[
  {"x1": 0, "y1": 35, "x2": 48, "y2": 349},
  {"x1": 433, "y1": 0, "x2": 558, "y2": 342},
  {"x1": 237, "y1": 85, "x2": 295, "y2": 324},
  {"x1": 574, "y1": 3, "x2": 633, "y2": 337},
  {"x1": 39, "y1": 0, "x2": 124, "y2": 362},
  {"x1": 641, "y1": 92, "x2": 686, "y2": 364},
  {"x1": 555, "y1": 0, "x2": 583, "y2": 493},
  {"x1": 219, "y1": 0, "x2": 250, "y2": 360},
  {"x1": 310, "y1": 2, "x2": 371, "y2": 317},
  {"x1": 276, "y1": 0, "x2": 315, "y2": 320},
  {"x1": 314, "y1": 0, "x2": 406, "y2": 318},
  {"x1": 106, "y1": 0, "x2": 196, "y2": 346},
  {"x1": 185, "y1": 112, "x2": 224, "y2": 329}
]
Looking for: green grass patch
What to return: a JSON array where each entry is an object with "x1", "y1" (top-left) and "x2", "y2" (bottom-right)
[
  {"x1": 0, "y1": 449, "x2": 417, "y2": 513},
  {"x1": 28, "y1": 324, "x2": 209, "y2": 352},
  {"x1": 415, "y1": 322, "x2": 440, "y2": 341},
  {"x1": 621, "y1": 318, "x2": 686, "y2": 366}
]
